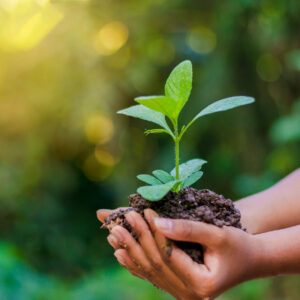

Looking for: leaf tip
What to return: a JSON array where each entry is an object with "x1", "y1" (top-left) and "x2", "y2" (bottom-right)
[
  {"x1": 180, "y1": 59, "x2": 192, "y2": 66},
  {"x1": 240, "y1": 96, "x2": 255, "y2": 104}
]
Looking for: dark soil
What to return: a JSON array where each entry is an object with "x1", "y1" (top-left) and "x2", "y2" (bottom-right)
[{"x1": 102, "y1": 187, "x2": 243, "y2": 263}]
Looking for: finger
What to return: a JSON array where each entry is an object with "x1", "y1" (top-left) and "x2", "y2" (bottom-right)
[
  {"x1": 111, "y1": 225, "x2": 178, "y2": 296},
  {"x1": 111, "y1": 225, "x2": 153, "y2": 277},
  {"x1": 145, "y1": 209, "x2": 205, "y2": 297},
  {"x1": 114, "y1": 249, "x2": 146, "y2": 280},
  {"x1": 126, "y1": 210, "x2": 190, "y2": 296},
  {"x1": 144, "y1": 209, "x2": 174, "y2": 258},
  {"x1": 111, "y1": 225, "x2": 178, "y2": 295},
  {"x1": 97, "y1": 209, "x2": 112, "y2": 223},
  {"x1": 96, "y1": 207, "x2": 127, "y2": 223},
  {"x1": 154, "y1": 218, "x2": 224, "y2": 246},
  {"x1": 125, "y1": 211, "x2": 165, "y2": 271},
  {"x1": 166, "y1": 245, "x2": 209, "y2": 285},
  {"x1": 107, "y1": 234, "x2": 121, "y2": 250}
]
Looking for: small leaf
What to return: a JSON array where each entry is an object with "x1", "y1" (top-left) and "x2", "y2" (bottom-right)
[
  {"x1": 182, "y1": 171, "x2": 203, "y2": 188},
  {"x1": 171, "y1": 159, "x2": 207, "y2": 180},
  {"x1": 144, "y1": 129, "x2": 169, "y2": 135},
  {"x1": 137, "y1": 181, "x2": 178, "y2": 201},
  {"x1": 117, "y1": 104, "x2": 171, "y2": 132},
  {"x1": 152, "y1": 170, "x2": 174, "y2": 183},
  {"x1": 135, "y1": 96, "x2": 177, "y2": 122},
  {"x1": 193, "y1": 96, "x2": 255, "y2": 121},
  {"x1": 137, "y1": 174, "x2": 162, "y2": 185},
  {"x1": 165, "y1": 60, "x2": 193, "y2": 117}
]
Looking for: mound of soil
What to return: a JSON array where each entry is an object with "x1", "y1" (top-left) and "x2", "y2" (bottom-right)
[{"x1": 102, "y1": 187, "x2": 243, "y2": 263}]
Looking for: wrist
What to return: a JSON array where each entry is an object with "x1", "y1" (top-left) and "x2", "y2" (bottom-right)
[
  {"x1": 235, "y1": 197, "x2": 264, "y2": 234},
  {"x1": 249, "y1": 234, "x2": 279, "y2": 279}
]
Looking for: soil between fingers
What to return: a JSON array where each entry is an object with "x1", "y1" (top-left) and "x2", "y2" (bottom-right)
[{"x1": 102, "y1": 187, "x2": 243, "y2": 263}]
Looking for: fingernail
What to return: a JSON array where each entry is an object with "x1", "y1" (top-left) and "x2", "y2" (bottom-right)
[
  {"x1": 126, "y1": 213, "x2": 135, "y2": 227},
  {"x1": 154, "y1": 218, "x2": 173, "y2": 232},
  {"x1": 114, "y1": 252, "x2": 126, "y2": 266},
  {"x1": 107, "y1": 235, "x2": 118, "y2": 248}
]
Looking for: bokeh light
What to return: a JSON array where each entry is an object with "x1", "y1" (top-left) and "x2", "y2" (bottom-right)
[
  {"x1": 186, "y1": 26, "x2": 217, "y2": 55},
  {"x1": 256, "y1": 54, "x2": 282, "y2": 82},
  {"x1": 84, "y1": 113, "x2": 115, "y2": 145},
  {"x1": 0, "y1": 1, "x2": 63, "y2": 52},
  {"x1": 93, "y1": 21, "x2": 129, "y2": 56},
  {"x1": 83, "y1": 154, "x2": 113, "y2": 181},
  {"x1": 95, "y1": 147, "x2": 117, "y2": 167}
]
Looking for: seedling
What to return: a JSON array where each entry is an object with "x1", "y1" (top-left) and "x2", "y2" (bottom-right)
[{"x1": 118, "y1": 60, "x2": 254, "y2": 201}]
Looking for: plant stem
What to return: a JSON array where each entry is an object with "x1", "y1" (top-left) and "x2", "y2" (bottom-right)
[
  {"x1": 174, "y1": 121, "x2": 179, "y2": 181},
  {"x1": 175, "y1": 139, "x2": 179, "y2": 180}
]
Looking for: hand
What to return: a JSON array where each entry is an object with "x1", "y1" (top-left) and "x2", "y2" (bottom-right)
[
  {"x1": 97, "y1": 208, "x2": 199, "y2": 299},
  {"x1": 98, "y1": 208, "x2": 263, "y2": 299}
]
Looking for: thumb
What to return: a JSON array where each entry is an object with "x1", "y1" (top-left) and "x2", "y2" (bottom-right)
[
  {"x1": 96, "y1": 209, "x2": 113, "y2": 223},
  {"x1": 154, "y1": 218, "x2": 223, "y2": 246},
  {"x1": 97, "y1": 207, "x2": 128, "y2": 223}
]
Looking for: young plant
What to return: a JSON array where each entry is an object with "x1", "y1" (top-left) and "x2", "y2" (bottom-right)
[{"x1": 118, "y1": 60, "x2": 255, "y2": 201}]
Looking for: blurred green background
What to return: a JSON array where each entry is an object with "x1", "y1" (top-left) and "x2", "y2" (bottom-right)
[{"x1": 0, "y1": 0, "x2": 300, "y2": 299}]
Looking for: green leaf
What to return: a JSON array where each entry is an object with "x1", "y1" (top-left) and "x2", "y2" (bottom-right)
[
  {"x1": 165, "y1": 60, "x2": 193, "y2": 117},
  {"x1": 171, "y1": 159, "x2": 207, "y2": 180},
  {"x1": 152, "y1": 170, "x2": 174, "y2": 183},
  {"x1": 182, "y1": 171, "x2": 203, "y2": 188},
  {"x1": 135, "y1": 96, "x2": 177, "y2": 122},
  {"x1": 180, "y1": 96, "x2": 255, "y2": 139},
  {"x1": 137, "y1": 174, "x2": 162, "y2": 185},
  {"x1": 117, "y1": 105, "x2": 172, "y2": 134},
  {"x1": 144, "y1": 129, "x2": 169, "y2": 135},
  {"x1": 137, "y1": 181, "x2": 178, "y2": 201},
  {"x1": 193, "y1": 96, "x2": 255, "y2": 120}
]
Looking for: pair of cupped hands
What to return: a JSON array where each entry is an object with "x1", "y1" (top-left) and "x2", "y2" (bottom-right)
[{"x1": 97, "y1": 208, "x2": 262, "y2": 300}]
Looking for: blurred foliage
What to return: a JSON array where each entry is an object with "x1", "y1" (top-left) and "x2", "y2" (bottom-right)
[
  {"x1": 0, "y1": 0, "x2": 299, "y2": 299},
  {"x1": 0, "y1": 242, "x2": 172, "y2": 300},
  {"x1": 2, "y1": 241, "x2": 300, "y2": 300}
]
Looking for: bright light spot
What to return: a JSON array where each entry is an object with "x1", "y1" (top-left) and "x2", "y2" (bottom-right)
[
  {"x1": 93, "y1": 21, "x2": 129, "y2": 56},
  {"x1": 187, "y1": 26, "x2": 217, "y2": 55},
  {"x1": 256, "y1": 54, "x2": 282, "y2": 82},
  {"x1": 147, "y1": 37, "x2": 175, "y2": 65},
  {"x1": 36, "y1": 0, "x2": 50, "y2": 6},
  {"x1": 0, "y1": 0, "x2": 19, "y2": 12},
  {"x1": 95, "y1": 148, "x2": 116, "y2": 166},
  {"x1": 84, "y1": 113, "x2": 114, "y2": 144},
  {"x1": 83, "y1": 154, "x2": 112, "y2": 181},
  {"x1": 0, "y1": 3, "x2": 63, "y2": 52}
]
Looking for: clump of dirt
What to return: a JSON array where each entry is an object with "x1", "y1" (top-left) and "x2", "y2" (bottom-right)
[{"x1": 102, "y1": 187, "x2": 243, "y2": 263}]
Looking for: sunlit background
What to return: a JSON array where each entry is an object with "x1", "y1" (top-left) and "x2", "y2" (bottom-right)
[{"x1": 0, "y1": 0, "x2": 300, "y2": 299}]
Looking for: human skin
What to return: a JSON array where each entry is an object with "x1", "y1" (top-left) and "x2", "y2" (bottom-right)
[
  {"x1": 235, "y1": 168, "x2": 300, "y2": 234},
  {"x1": 97, "y1": 169, "x2": 300, "y2": 299}
]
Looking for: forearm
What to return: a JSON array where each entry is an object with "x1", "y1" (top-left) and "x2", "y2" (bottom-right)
[
  {"x1": 254, "y1": 225, "x2": 300, "y2": 277},
  {"x1": 235, "y1": 169, "x2": 300, "y2": 234}
]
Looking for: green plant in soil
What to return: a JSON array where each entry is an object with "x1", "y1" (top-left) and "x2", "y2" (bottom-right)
[{"x1": 118, "y1": 60, "x2": 255, "y2": 201}]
